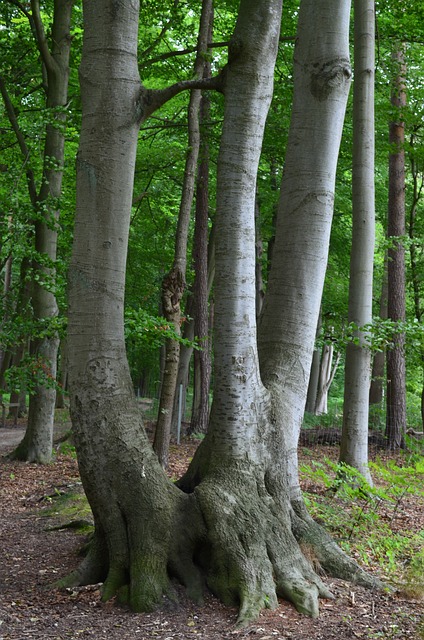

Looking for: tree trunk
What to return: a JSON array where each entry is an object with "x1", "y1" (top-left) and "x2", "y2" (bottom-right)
[
  {"x1": 369, "y1": 259, "x2": 388, "y2": 408},
  {"x1": 66, "y1": 0, "x2": 379, "y2": 626},
  {"x1": 305, "y1": 313, "x2": 322, "y2": 414},
  {"x1": 385, "y1": 46, "x2": 407, "y2": 450},
  {"x1": 255, "y1": 193, "x2": 265, "y2": 318},
  {"x1": 190, "y1": 80, "x2": 212, "y2": 436},
  {"x1": 314, "y1": 343, "x2": 340, "y2": 415},
  {"x1": 407, "y1": 134, "x2": 424, "y2": 429},
  {"x1": 340, "y1": 0, "x2": 375, "y2": 484},
  {"x1": 56, "y1": 339, "x2": 68, "y2": 409},
  {"x1": 153, "y1": 0, "x2": 213, "y2": 466},
  {"x1": 10, "y1": 0, "x2": 73, "y2": 463},
  {"x1": 171, "y1": 224, "x2": 216, "y2": 434}
]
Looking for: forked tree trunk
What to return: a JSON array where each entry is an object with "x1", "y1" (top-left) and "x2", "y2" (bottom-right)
[
  {"x1": 66, "y1": 0, "x2": 379, "y2": 626},
  {"x1": 340, "y1": 0, "x2": 375, "y2": 484}
]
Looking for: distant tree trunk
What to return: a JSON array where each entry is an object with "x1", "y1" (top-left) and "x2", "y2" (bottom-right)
[
  {"x1": 255, "y1": 194, "x2": 265, "y2": 318},
  {"x1": 0, "y1": 251, "x2": 13, "y2": 390},
  {"x1": 314, "y1": 342, "x2": 340, "y2": 415},
  {"x1": 386, "y1": 46, "x2": 407, "y2": 450},
  {"x1": 9, "y1": 0, "x2": 73, "y2": 463},
  {"x1": 56, "y1": 339, "x2": 68, "y2": 409},
  {"x1": 171, "y1": 224, "x2": 215, "y2": 435},
  {"x1": 340, "y1": 0, "x2": 375, "y2": 484},
  {"x1": 153, "y1": 0, "x2": 213, "y2": 466},
  {"x1": 408, "y1": 133, "x2": 424, "y2": 428},
  {"x1": 190, "y1": 87, "x2": 212, "y2": 436},
  {"x1": 369, "y1": 259, "x2": 388, "y2": 408},
  {"x1": 305, "y1": 311, "x2": 322, "y2": 414}
]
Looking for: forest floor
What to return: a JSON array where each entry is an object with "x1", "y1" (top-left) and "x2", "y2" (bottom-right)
[{"x1": 0, "y1": 416, "x2": 423, "y2": 640}]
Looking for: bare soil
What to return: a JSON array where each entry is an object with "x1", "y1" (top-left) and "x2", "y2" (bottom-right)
[{"x1": 0, "y1": 420, "x2": 423, "y2": 639}]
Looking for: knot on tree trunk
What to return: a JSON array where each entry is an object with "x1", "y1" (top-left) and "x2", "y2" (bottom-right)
[{"x1": 162, "y1": 268, "x2": 185, "y2": 318}]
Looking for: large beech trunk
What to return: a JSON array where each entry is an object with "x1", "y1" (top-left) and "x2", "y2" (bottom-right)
[{"x1": 67, "y1": 0, "x2": 379, "y2": 626}]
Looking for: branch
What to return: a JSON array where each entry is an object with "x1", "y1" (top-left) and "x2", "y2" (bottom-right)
[
  {"x1": 139, "y1": 74, "x2": 224, "y2": 121},
  {"x1": 140, "y1": 41, "x2": 229, "y2": 68},
  {"x1": 30, "y1": 0, "x2": 55, "y2": 75},
  {"x1": 0, "y1": 76, "x2": 38, "y2": 206}
]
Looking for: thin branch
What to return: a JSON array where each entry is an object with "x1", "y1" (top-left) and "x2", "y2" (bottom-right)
[
  {"x1": 30, "y1": 0, "x2": 55, "y2": 75},
  {"x1": 140, "y1": 41, "x2": 229, "y2": 68},
  {"x1": 139, "y1": 74, "x2": 224, "y2": 121},
  {"x1": 0, "y1": 76, "x2": 37, "y2": 206}
]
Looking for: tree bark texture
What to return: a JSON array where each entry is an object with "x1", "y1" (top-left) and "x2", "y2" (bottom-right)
[
  {"x1": 386, "y1": 46, "x2": 407, "y2": 450},
  {"x1": 340, "y1": 0, "x2": 375, "y2": 484}
]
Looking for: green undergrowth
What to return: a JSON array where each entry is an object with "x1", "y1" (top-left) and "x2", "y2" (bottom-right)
[{"x1": 300, "y1": 447, "x2": 424, "y2": 596}]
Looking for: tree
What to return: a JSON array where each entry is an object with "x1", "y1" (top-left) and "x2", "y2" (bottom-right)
[
  {"x1": 340, "y1": 0, "x2": 375, "y2": 484},
  {"x1": 1, "y1": 0, "x2": 73, "y2": 463},
  {"x1": 66, "y1": 0, "x2": 379, "y2": 625},
  {"x1": 386, "y1": 45, "x2": 407, "y2": 450}
]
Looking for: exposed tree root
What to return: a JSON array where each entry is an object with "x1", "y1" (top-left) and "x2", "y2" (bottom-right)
[
  {"x1": 290, "y1": 499, "x2": 384, "y2": 590},
  {"x1": 60, "y1": 448, "x2": 383, "y2": 625},
  {"x1": 193, "y1": 460, "x2": 335, "y2": 626}
]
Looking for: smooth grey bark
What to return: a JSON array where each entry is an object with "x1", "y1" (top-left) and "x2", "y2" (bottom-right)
[
  {"x1": 254, "y1": 0, "x2": 379, "y2": 601},
  {"x1": 386, "y1": 46, "x2": 407, "y2": 450},
  {"x1": 340, "y1": 0, "x2": 375, "y2": 485},
  {"x1": 258, "y1": 0, "x2": 353, "y2": 503},
  {"x1": 6, "y1": 0, "x2": 73, "y2": 463},
  {"x1": 66, "y1": 0, "x2": 220, "y2": 618}
]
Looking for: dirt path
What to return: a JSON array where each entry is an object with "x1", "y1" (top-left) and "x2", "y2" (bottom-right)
[{"x1": 0, "y1": 427, "x2": 423, "y2": 639}]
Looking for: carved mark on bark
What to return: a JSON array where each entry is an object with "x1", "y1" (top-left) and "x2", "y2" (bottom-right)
[{"x1": 310, "y1": 58, "x2": 351, "y2": 101}]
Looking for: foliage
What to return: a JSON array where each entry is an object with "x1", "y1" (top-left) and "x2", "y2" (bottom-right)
[{"x1": 5, "y1": 354, "x2": 61, "y2": 395}]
